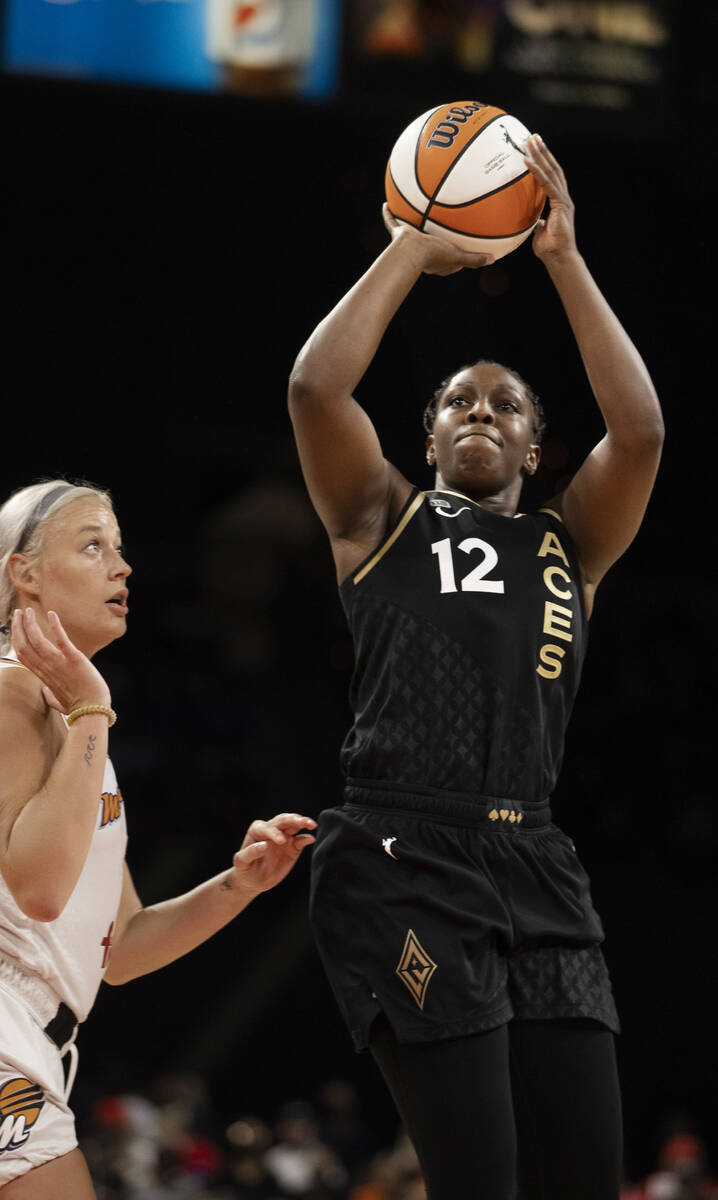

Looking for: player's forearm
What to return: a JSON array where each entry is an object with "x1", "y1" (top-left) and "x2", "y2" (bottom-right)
[
  {"x1": 545, "y1": 250, "x2": 664, "y2": 445},
  {"x1": 104, "y1": 868, "x2": 257, "y2": 984},
  {"x1": 289, "y1": 238, "x2": 423, "y2": 406},
  {"x1": 4, "y1": 716, "x2": 109, "y2": 921}
]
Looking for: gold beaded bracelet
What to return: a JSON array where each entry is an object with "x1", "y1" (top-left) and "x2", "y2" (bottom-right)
[{"x1": 66, "y1": 705, "x2": 117, "y2": 728}]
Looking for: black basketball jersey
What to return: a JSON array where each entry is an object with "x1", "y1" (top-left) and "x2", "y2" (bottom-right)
[{"x1": 339, "y1": 487, "x2": 588, "y2": 805}]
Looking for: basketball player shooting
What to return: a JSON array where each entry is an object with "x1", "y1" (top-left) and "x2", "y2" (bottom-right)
[{"x1": 288, "y1": 133, "x2": 663, "y2": 1199}]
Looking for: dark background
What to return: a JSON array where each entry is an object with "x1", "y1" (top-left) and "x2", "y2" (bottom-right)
[{"x1": 2, "y1": 2, "x2": 716, "y2": 1185}]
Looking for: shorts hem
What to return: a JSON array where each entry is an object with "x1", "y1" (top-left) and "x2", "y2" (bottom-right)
[
  {"x1": 351, "y1": 1001, "x2": 514, "y2": 1051},
  {"x1": 0, "y1": 1141, "x2": 79, "y2": 1187},
  {"x1": 511, "y1": 1002, "x2": 620, "y2": 1035}
]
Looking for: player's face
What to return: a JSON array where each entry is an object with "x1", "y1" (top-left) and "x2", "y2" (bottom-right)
[
  {"x1": 28, "y1": 498, "x2": 132, "y2": 657},
  {"x1": 426, "y1": 363, "x2": 540, "y2": 502}
]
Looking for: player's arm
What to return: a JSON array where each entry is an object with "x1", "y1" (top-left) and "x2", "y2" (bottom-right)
[
  {"x1": 0, "y1": 610, "x2": 112, "y2": 921},
  {"x1": 104, "y1": 813, "x2": 316, "y2": 984},
  {"x1": 525, "y1": 136, "x2": 664, "y2": 609},
  {"x1": 288, "y1": 212, "x2": 493, "y2": 566}
]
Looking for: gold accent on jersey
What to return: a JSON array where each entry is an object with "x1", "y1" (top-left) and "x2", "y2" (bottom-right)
[
  {"x1": 543, "y1": 602, "x2": 574, "y2": 643},
  {"x1": 537, "y1": 643, "x2": 566, "y2": 679},
  {"x1": 543, "y1": 565, "x2": 572, "y2": 599},
  {"x1": 536, "y1": 525, "x2": 574, "y2": 678},
  {"x1": 538, "y1": 506, "x2": 565, "y2": 524},
  {"x1": 353, "y1": 493, "x2": 425, "y2": 584},
  {"x1": 396, "y1": 929, "x2": 437, "y2": 1010},
  {"x1": 537, "y1": 529, "x2": 569, "y2": 566}
]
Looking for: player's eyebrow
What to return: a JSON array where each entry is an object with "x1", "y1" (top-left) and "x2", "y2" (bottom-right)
[
  {"x1": 76, "y1": 524, "x2": 122, "y2": 541},
  {"x1": 443, "y1": 379, "x2": 476, "y2": 396},
  {"x1": 445, "y1": 379, "x2": 525, "y2": 402}
]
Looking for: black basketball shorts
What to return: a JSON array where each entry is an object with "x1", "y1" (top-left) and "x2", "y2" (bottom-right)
[{"x1": 309, "y1": 782, "x2": 619, "y2": 1050}]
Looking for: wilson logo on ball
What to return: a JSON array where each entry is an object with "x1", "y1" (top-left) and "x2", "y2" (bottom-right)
[
  {"x1": 385, "y1": 100, "x2": 546, "y2": 261},
  {"x1": 426, "y1": 102, "x2": 485, "y2": 149},
  {"x1": 0, "y1": 1077, "x2": 45, "y2": 1154}
]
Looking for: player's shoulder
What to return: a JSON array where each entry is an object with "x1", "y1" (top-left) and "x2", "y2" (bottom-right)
[{"x1": 0, "y1": 659, "x2": 45, "y2": 723}]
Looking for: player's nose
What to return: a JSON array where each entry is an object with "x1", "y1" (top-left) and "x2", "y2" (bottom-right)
[{"x1": 467, "y1": 397, "x2": 494, "y2": 423}]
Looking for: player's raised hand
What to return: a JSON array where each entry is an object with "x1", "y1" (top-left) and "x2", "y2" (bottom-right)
[
  {"x1": 231, "y1": 813, "x2": 317, "y2": 896},
  {"x1": 11, "y1": 607, "x2": 112, "y2": 714},
  {"x1": 523, "y1": 135, "x2": 577, "y2": 263},
  {"x1": 382, "y1": 204, "x2": 494, "y2": 276}
]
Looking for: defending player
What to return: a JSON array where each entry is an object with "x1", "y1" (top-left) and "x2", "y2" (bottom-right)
[
  {"x1": 0, "y1": 479, "x2": 316, "y2": 1197},
  {"x1": 288, "y1": 135, "x2": 663, "y2": 1198}
]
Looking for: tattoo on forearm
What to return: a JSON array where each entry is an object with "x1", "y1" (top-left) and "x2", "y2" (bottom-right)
[
  {"x1": 83, "y1": 734, "x2": 96, "y2": 767},
  {"x1": 219, "y1": 877, "x2": 233, "y2": 891}
]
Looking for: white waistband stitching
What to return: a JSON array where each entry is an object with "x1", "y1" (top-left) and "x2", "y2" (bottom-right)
[{"x1": 0, "y1": 951, "x2": 64, "y2": 1028}]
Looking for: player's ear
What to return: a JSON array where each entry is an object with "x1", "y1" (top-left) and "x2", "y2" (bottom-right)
[
  {"x1": 523, "y1": 443, "x2": 541, "y2": 476},
  {"x1": 426, "y1": 434, "x2": 436, "y2": 467},
  {"x1": 7, "y1": 554, "x2": 41, "y2": 598}
]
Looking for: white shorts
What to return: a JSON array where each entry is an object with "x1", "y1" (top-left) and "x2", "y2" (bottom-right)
[{"x1": 0, "y1": 982, "x2": 78, "y2": 1186}]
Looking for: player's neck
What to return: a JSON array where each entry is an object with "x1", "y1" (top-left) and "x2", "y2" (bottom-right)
[{"x1": 433, "y1": 473, "x2": 521, "y2": 517}]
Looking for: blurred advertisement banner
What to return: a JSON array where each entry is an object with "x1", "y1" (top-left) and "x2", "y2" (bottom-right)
[
  {"x1": 2, "y1": 0, "x2": 339, "y2": 97},
  {"x1": 2, "y1": 0, "x2": 673, "y2": 128},
  {"x1": 499, "y1": 0, "x2": 669, "y2": 121},
  {"x1": 206, "y1": 0, "x2": 333, "y2": 95},
  {"x1": 345, "y1": 0, "x2": 672, "y2": 137}
]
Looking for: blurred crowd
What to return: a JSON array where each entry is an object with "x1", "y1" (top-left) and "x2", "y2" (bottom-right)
[
  {"x1": 622, "y1": 1131, "x2": 718, "y2": 1200},
  {"x1": 78, "y1": 1074, "x2": 424, "y2": 1200},
  {"x1": 77, "y1": 1069, "x2": 717, "y2": 1200}
]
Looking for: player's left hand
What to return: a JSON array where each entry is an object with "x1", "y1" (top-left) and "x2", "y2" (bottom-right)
[
  {"x1": 382, "y1": 203, "x2": 494, "y2": 275},
  {"x1": 231, "y1": 813, "x2": 316, "y2": 895},
  {"x1": 523, "y1": 135, "x2": 577, "y2": 263}
]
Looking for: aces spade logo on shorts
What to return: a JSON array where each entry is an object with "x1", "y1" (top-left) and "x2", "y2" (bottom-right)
[
  {"x1": 396, "y1": 929, "x2": 438, "y2": 1010},
  {"x1": 0, "y1": 1078, "x2": 45, "y2": 1153}
]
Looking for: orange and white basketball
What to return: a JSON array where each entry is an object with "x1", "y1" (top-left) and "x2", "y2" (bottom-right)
[{"x1": 385, "y1": 101, "x2": 546, "y2": 261}]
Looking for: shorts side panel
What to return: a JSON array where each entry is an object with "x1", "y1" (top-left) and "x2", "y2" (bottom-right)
[
  {"x1": 501, "y1": 826, "x2": 619, "y2": 1032},
  {"x1": 0, "y1": 984, "x2": 78, "y2": 1185},
  {"x1": 508, "y1": 944, "x2": 620, "y2": 1033}
]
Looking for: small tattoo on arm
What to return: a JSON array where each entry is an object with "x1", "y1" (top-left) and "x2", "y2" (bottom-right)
[
  {"x1": 219, "y1": 878, "x2": 233, "y2": 892},
  {"x1": 83, "y1": 734, "x2": 96, "y2": 767}
]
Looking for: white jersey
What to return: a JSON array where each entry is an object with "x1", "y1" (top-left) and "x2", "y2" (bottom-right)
[{"x1": 0, "y1": 658, "x2": 127, "y2": 1022}]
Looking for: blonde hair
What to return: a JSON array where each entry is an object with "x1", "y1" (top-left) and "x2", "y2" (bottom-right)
[{"x1": 0, "y1": 479, "x2": 113, "y2": 655}]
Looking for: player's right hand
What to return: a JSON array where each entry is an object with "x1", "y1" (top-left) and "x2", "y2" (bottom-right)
[
  {"x1": 11, "y1": 608, "x2": 112, "y2": 714},
  {"x1": 382, "y1": 203, "x2": 494, "y2": 276},
  {"x1": 523, "y1": 135, "x2": 577, "y2": 264}
]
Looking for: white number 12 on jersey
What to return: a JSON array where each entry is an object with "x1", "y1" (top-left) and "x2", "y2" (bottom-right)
[{"x1": 431, "y1": 537, "x2": 505, "y2": 594}]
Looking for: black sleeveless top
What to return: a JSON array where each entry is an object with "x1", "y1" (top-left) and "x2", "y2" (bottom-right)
[{"x1": 339, "y1": 487, "x2": 588, "y2": 805}]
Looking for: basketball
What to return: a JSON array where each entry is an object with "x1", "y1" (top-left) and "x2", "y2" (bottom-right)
[{"x1": 385, "y1": 100, "x2": 546, "y2": 261}]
